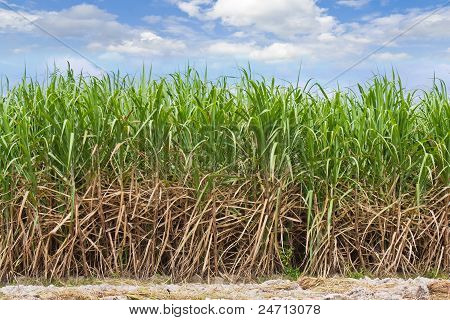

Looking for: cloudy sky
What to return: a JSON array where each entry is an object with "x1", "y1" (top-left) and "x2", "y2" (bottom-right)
[{"x1": 0, "y1": 0, "x2": 449, "y2": 88}]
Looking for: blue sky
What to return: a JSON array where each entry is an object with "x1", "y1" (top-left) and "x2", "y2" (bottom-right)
[{"x1": 0, "y1": 0, "x2": 449, "y2": 88}]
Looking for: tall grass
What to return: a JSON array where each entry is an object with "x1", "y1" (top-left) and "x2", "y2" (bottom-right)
[{"x1": 0, "y1": 68, "x2": 448, "y2": 281}]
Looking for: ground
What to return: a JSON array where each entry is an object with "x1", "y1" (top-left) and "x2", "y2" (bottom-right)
[{"x1": 0, "y1": 277, "x2": 449, "y2": 300}]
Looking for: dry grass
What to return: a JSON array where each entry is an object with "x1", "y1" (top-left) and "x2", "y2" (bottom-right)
[
  {"x1": 428, "y1": 281, "x2": 450, "y2": 299},
  {"x1": 0, "y1": 181, "x2": 448, "y2": 281}
]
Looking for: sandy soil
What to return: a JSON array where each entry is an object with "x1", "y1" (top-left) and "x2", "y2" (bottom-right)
[{"x1": 0, "y1": 277, "x2": 449, "y2": 300}]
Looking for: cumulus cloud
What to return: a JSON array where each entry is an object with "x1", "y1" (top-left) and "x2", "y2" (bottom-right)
[
  {"x1": 1, "y1": 4, "x2": 121, "y2": 38},
  {"x1": 231, "y1": 31, "x2": 246, "y2": 38},
  {"x1": 372, "y1": 52, "x2": 410, "y2": 61},
  {"x1": 12, "y1": 45, "x2": 38, "y2": 54},
  {"x1": 98, "y1": 52, "x2": 125, "y2": 62},
  {"x1": 207, "y1": 41, "x2": 255, "y2": 57},
  {"x1": 249, "y1": 43, "x2": 302, "y2": 62},
  {"x1": 349, "y1": 8, "x2": 450, "y2": 42},
  {"x1": 207, "y1": 41, "x2": 309, "y2": 63},
  {"x1": 0, "y1": 4, "x2": 186, "y2": 57},
  {"x1": 178, "y1": 0, "x2": 210, "y2": 18},
  {"x1": 177, "y1": 0, "x2": 336, "y2": 37},
  {"x1": 0, "y1": 8, "x2": 38, "y2": 32},
  {"x1": 142, "y1": 15, "x2": 163, "y2": 24},
  {"x1": 201, "y1": 4, "x2": 450, "y2": 63},
  {"x1": 174, "y1": 1, "x2": 450, "y2": 62},
  {"x1": 100, "y1": 31, "x2": 186, "y2": 56},
  {"x1": 337, "y1": 0, "x2": 371, "y2": 8}
]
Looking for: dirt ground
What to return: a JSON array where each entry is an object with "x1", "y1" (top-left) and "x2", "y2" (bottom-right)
[{"x1": 1, "y1": 276, "x2": 449, "y2": 300}]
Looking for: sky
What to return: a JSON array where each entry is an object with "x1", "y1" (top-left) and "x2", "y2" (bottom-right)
[{"x1": 0, "y1": 0, "x2": 449, "y2": 89}]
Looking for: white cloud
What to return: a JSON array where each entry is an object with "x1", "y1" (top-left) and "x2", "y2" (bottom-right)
[
  {"x1": 202, "y1": 5, "x2": 450, "y2": 63},
  {"x1": 177, "y1": 1, "x2": 450, "y2": 64},
  {"x1": 337, "y1": 1, "x2": 371, "y2": 8},
  {"x1": 142, "y1": 15, "x2": 162, "y2": 24},
  {"x1": 98, "y1": 52, "x2": 125, "y2": 62},
  {"x1": 372, "y1": 52, "x2": 410, "y2": 61},
  {"x1": 0, "y1": 4, "x2": 124, "y2": 39},
  {"x1": 231, "y1": 31, "x2": 246, "y2": 38},
  {"x1": 103, "y1": 31, "x2": 186, "y2": 56},
  {"x1": 317, "y1": 33, "x2": 337, "y2": 42},
  {"x1": 159, "y1": 16, "x2": 200, "y2": 38},
  {"x1": 12, "y1": 45, "x2": 38, "y2": 54},
  {"x1": 0, "y1": 4, "x2": 187, "y2": 57},
  {"x1": 207, "y1": 41, "x2": 307, "y2": 62},
  {"x1": 178, "y1": 0, "x2": 211, "y2": 19},
  {"x1": 349, "y1": 8, "x2": 450, "y2": 42},
  {"x1": 4, "y1": 2, "x2": 449, "y2": 65},
  {"x1": 38, "y1": 4, "x2": 120, "y2": 37},
  {"x1": 207, "y1": 41, "x2": 254, "y2": 56},
  {"x1": 178, "y1": 0, "x2": 336, "y2": 37},
  {"x1": 249, "y1": 43, "x2": 301, "y2": 62},
  {"x1": 0, "y1": 8, "x2": 38, "y2": 32}
]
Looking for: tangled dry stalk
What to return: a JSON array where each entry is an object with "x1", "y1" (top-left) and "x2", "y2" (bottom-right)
[{"x1": 1, "y1": 181, "x2": 448, "y2": 281}]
